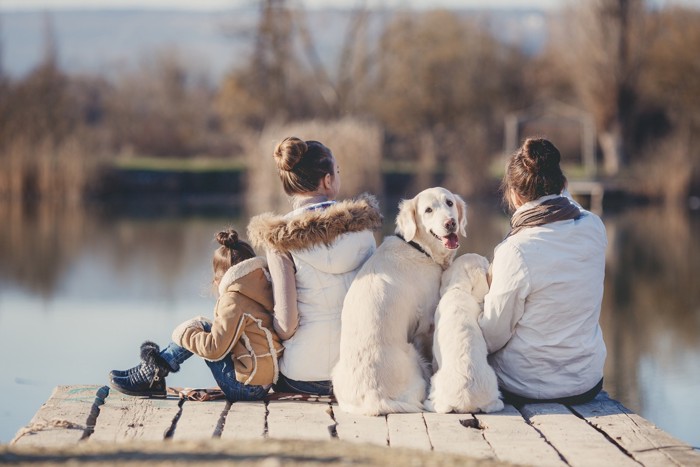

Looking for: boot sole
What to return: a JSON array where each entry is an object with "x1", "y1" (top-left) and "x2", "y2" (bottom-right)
[{"x1": 109, "y1": 382, "x2": 167, "y2": 398}]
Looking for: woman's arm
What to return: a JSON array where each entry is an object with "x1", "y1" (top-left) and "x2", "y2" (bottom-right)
[
  {"x1": 479, "y1": 242, "x2": 530, "y2": 354},
  {"x1": 266, "y1": 249, "x2": 299, "y2": 340}
]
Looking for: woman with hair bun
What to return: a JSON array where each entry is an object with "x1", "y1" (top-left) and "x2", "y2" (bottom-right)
[
  {"x1": 479, "y1": 137, "x2": 608, "y2": 405},
  {"x1": 109, "y1": 228, "x2": 283, "y2": 401},
  {"x1": 247, "y1": 136, "x2": 382, "y2": 395}
]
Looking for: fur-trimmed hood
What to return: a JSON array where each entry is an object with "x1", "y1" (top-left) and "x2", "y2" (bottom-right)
[
  {"x1": 216, "y1": 256, "x2": 274, "y2": 313},
  {"x1": 218, "y1": 256, "x2": 269, "y2": 296},
  {"x1": 247, "y1": 193, "x2": 382, "y2": 254}
]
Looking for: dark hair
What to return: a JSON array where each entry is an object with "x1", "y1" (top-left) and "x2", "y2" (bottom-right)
[
  {"x1": 212, "y1": 228, "x2": 256, "y2": 287},
  {"x1": 273, "y1": 136, "x2": 334, "y2": 196},
  {"x1": 502, "y1": 137, "x2": 567, "y2": 211}
]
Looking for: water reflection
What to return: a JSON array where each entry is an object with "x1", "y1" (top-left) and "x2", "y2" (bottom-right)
[
  {"x1": 601, "y1": 206, "x2": 700, "y2": 443},
  {"x1": 0, "y1": 199, "x2": 698, "y2": 447}
]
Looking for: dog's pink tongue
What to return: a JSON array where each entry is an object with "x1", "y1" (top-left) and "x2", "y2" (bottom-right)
[{"x1": 443, "y1": 233, "x2": 459, "y2": 250}]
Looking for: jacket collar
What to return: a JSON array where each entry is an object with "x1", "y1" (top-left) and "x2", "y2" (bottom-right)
[
  {"x1": 218, "y1": 256, "x2": 269, "y2": 296},
  {"x1": 286, "y1": 199, "x2": 337, "y2": 219},
  {"x1": 247, "y1": 193, "x2": 382, "y2": 254}
]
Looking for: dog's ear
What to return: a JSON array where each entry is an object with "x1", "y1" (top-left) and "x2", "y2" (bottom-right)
[
  {"x1": 396, "y1": 197, "x2": 418, "y2": 241},
  {"x1": 455, "y1": 194, "x2": 468, "y2": 237}
]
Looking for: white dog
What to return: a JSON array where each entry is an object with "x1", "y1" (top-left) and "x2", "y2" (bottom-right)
[
  {"x1": 332, "y1": 187, "x2": 467, "y2": 416},
  {"x1": 425, "y1": 253, "x2": 504, "y2": 414}
]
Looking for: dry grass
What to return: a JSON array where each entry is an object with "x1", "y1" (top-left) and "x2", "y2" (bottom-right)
[
  {"x1": 627, "y1": 134, "x2": 694, "y2": 206},
  {"x1": 0, "y1": 133, "x2": 104, "y2": 204}
]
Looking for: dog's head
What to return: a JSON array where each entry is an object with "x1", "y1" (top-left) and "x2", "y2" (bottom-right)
[
  {"x1": 395, "y1": 187, "x2": 467, "y2": 268},
  {"x1": 440, "y1": 253, "x2": 490, "y2": 301}
]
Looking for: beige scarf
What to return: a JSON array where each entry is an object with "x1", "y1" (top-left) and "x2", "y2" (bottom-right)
[{"x1": 509, "y1": 196, "x2": 581, "y2": 238}]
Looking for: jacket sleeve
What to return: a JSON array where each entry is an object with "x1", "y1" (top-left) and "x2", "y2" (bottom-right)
[
  {"x1": 479, "y1": 241, "x2": 530, "y2": 354},
  {"x1": 266, "y1": 249, "x2": 299, "y2": 341},
  {"x1": 178, "y1": 294, "x2": 243, "y2": 362}
]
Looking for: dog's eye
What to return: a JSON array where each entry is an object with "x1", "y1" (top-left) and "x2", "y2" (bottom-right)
[
  {"x1": 425, "y1": 207, "x2": 433, "y2": 213},
  {"x1": 446, "y1": 200, "x2": 453, "y2": 207}
]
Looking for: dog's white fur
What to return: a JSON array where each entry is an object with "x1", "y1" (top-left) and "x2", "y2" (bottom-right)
[
  {"x1": 332, "y1": 187, "x2": 467, "y2": 416},
  {"x1": 425, "y1": 253, "x2": 504, "y2": 414}
]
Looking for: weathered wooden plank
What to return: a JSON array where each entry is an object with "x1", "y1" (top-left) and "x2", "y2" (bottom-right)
[
  {"x1": 89, "y1": 389, "x2": 181, "y2": 443},
  {"x1": 220, "y1": 401, "x2": 267, "y2": 440},
  {"x1": 423, "y1": 412, "x2": 495, "y2": 458},
  {"x1": 171, "y1": 400, "x2": 227, "y2": 441},
  {"x1": 331, "y1": 405, "x2": 388, "y2": 447},
  {"x1": 570, "y1": 392, "x2": 700, "y2": 467},
  {"x1": 267, "y1": 401, "x2": 334, "y2": 441},
  {"x1": 386, "y1": 413, "x2": 431, "y2": 451},
  {"x1": 476, "y1": 404, "x2": 566, "y2": 467},
  {"x1": 520, "y1": 403, "x2": 639, "y2": 467},
  {"x1": 12, "y1": 385, "x2": 102, "y2": 447}
]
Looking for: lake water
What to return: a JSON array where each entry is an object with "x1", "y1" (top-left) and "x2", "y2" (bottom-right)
[{"x1": 1, "y1": 198, "x2": 699, "y2": 447}]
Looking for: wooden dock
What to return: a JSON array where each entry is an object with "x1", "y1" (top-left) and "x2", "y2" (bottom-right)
[{"x1": 5, "y1": 385, "x2": 700, "y2": 466}]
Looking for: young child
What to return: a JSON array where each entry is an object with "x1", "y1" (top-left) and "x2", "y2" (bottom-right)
[{"x1": 109, "y1": 228, "x2": 284, "y2": 401}]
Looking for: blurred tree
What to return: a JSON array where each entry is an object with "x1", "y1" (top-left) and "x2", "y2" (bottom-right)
[
  {"x1": 642, "y1": 7, "x2": 700, "y2": 134},
  {"x1": 547, "y1": 0, "x2": 653, "y2": 176},
  {"x1": 0, "y1": 12, "x2": 4, "y2": 80},
  {"x1": 294, "y1": 4, "x2": 374, "y2": 117},
  {"x1": 216, "y1": 0, "x2": 307, "y2": 129},
  {"x1": 366, "y1": 10, "x2": 529, "y2": 195},
  {"x1": 0, "y1": 12, "x2": 109, "y2": 202},
  {"x1": 216, "y1": 1, "x2": 375, "y2": 132},
  {"x1": 635, "y1": 6, "x2": 700, "y2": 203},
  {"x1": 0, "y1": 12, "x2": 78, "y2": 145},
  {"x1": 105, "y1": 50, "x2": 219, "y2": 158}
]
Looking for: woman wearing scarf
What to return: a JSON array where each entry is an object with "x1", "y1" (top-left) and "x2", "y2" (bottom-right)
[{"x1": 479, "y1": 137, "x2": 607, "y2": 405}]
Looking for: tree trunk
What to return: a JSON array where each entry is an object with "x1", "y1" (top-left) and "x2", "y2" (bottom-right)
[
  {"x1": 598, "y1": 127, "x2": 624, "y2": 176},
  {"x1": 414, "y1": 131, "x2": 437, "y2": 192}
]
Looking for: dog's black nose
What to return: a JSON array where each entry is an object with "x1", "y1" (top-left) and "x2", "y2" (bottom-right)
[{"x1": 445, "y1": 218, "x2": 456, "y2": 231}]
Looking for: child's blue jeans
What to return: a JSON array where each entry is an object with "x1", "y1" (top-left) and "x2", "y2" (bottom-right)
[{"x1": 158, "y1": 322, "x2": 269, "y2": 402}]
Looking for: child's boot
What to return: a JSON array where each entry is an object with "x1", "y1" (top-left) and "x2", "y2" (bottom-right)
[{"x1": 109, "y1": 341, "x2": 173, "y2": 398}]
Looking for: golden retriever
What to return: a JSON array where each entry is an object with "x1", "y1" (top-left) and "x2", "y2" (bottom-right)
[
  {"x1": 332, "y1": 187, "x2": 467, "y2": 415},
  {"x1": 425, "y1": 253, "x2": 503, "y2": 413}
]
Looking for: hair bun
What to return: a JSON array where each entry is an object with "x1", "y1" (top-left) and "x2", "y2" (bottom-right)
[
  {"x1": 274, "y1": 136, "x2": 308, "y2": 172},
  {"x1": 216, "y1": 229, "x2": 239, "y2": 249},
  {"x1": 521, "y1": 138, "x2": 560, "y2": 173}
]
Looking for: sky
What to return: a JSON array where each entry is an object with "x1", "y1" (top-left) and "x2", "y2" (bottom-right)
[
  {"x1": 0, "y1": 0, "x2": 586, "y2": 11},
  {"x1": 1, "y1": 0, "x2": 697, "y2": 11}
]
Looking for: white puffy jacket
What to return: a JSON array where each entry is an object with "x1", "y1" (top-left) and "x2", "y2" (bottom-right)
[
  {"x1": 479, "y1": 194, "x2": 608, "y2": 400},
  {"x1": 283, "y1": 230, "x2": 376, "y2": 380},
  {"x1": 247, "y1": 193, "x2": 382, "y2": 381}
]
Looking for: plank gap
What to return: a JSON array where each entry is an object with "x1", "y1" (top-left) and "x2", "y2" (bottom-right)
[
  {"x1": 421, "y1": 413, "x2": 434, "y2": 451},
  {"x1": 79, "y1": 385, "x2": 110, "y2": 441},
  {"x1": 162, "y1": 397, "x2": 186, "y2": 439},
  {"x1": 566, "y1": 402, "x2": 644, "y2": 464},
  {"x1": 567, "y1": 395, "x2": 696, "y2": 466},
  {"x1": 262, "y1": 400, "x2": 270, "y2": 438},
  {"x1": 517, "y1": 405, "x2": 571, "y2": 466},
  {"x1": 326, "y1": 404, "x2": 338, "y2": 439},
  {"x1": 212, "y1": 401, "x2": 232, "y2": 438}
]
